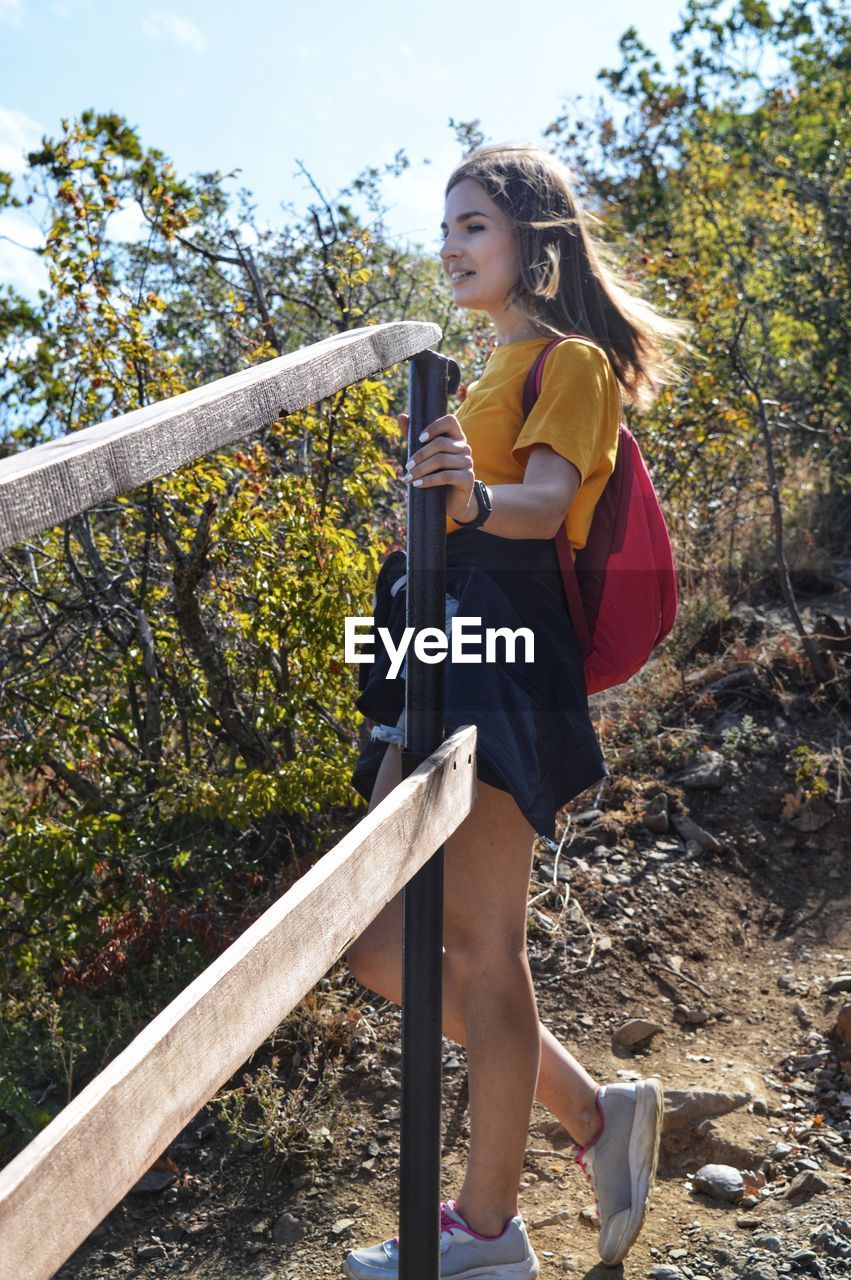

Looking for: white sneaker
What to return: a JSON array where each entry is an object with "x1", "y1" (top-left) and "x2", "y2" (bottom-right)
[
  {"x1": 573, "y1": 1077, "x2": 664, "y2": 1265},
  {"x1": 343, "y1": 1199, "x2": 539, "y2": 1279}
]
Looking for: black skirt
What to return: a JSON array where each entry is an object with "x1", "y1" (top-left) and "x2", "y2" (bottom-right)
[{"x1": 350, "y1": 527, "x2": 607, "y2": 840}]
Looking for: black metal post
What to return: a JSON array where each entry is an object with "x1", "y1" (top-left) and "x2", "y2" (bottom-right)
[{"x1": 398, "y1": 349, "x2": 460, "y2": 1280}]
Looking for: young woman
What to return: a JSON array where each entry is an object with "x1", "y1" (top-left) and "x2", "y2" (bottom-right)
[{"x1": 344, "y1": 142, "x2": 688, "y2": 1279}]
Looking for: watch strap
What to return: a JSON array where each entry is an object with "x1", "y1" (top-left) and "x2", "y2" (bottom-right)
[{"x1": 454, "y1": 480, "x2": 492, "y2": 529}]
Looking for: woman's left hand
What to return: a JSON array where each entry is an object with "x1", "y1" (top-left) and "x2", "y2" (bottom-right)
[{"x1": 398, "y1": 412, "x2": 478, "y2": 525}]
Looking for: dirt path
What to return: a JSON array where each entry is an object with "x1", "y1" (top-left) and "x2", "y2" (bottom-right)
[{"x1": 57, "y1": 582, "x2": 851, "y2": 1280}]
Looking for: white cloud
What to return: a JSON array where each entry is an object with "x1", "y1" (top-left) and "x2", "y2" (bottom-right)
[
  {"x1": 0, "y1": 110, "x2": 47, "y2": 298},
  {"x1": 105, "y1": 198, "x2": 148, "y2": 244},
  {"x1": 381, "y1": 146, "x2": 458, "y2": 251},
  {"x1": 142, "y1": 10, "x2": 206, "y2": 52},
  {"x1": 0, "y1": 0, "x2": 24, "y2": 28},
  {"x1": 0, "y1": 108, "x2": 43, "y2": 175},
  {"x1": 0, "y1": 211, "x2": 48, "y2": 298}
]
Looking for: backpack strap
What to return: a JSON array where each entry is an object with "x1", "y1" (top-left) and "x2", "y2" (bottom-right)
[
  {"x1": 555, "y1": 525, "x2": 592, "y2": 657},
  {"x1": 521, "y1": 333, "x2": 597, "y2": 659},
  {"x1": 521, "y1": 333, "x2": 592, "y2": 418}
]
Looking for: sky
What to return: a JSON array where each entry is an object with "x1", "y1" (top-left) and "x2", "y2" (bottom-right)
[{"x1": 0, "y1": 0, "x2": 693, "y2": 297}]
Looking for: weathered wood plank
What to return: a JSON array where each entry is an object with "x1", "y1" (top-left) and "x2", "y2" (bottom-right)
[
  {"x1": 0, "y1": 724, "x2": 476, "y2": 1280},
  {"x1": 0, "y1": 321, "x2": 440, "y2": 551}
]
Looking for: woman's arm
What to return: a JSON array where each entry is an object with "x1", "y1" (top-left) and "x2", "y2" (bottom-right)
[
  {"x1": 468, "y1": 445, "x2": 580, "y2": 540},
  {"x1": 403, "y1": 414, "x2": 580, "y2": 541}
]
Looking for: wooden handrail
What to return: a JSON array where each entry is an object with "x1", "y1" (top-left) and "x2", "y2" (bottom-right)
[
  {"x1": 0, "y1": 320, "x2": 440, "y2": 552},
  {"x1": 0, "y1": 320, "x2": 464, "y2": 1280},
  {"x1": 0, "y1": 725, "x2": 476, "y2": 1280}
]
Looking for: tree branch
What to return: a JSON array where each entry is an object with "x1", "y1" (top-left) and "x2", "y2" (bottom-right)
[{"x1": 152, "y1": 494, "x2": 277, "y2": 770}]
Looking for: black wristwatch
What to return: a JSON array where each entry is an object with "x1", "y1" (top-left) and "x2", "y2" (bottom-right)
[{"x1": 454, "y1": 480, "x2": 492, "y2": 530}]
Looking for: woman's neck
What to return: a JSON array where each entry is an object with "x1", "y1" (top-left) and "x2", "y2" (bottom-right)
[{"x1": 492, "y1": 308, "x2": 549, "y2": 347}]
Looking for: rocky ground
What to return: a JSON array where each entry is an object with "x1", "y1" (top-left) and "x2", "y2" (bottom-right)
[{"x1": 55, "y1": 569, "x2": 851, "y2": 1280}]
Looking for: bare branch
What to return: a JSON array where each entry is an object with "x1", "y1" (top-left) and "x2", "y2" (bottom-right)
[{"x1": 152, "y1": 493, "x2": 277, "y2": 770}]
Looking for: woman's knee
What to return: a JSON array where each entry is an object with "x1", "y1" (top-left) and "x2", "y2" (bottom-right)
[
  {"x1": 444, "y1": 923, "x2": 529, "y2": 983},
  {"x1": 444, "y1": 886, "x2": 527, "y2": 960},
  {"x1": 346, "y1": 924, "x2": 401, "y2": 1000}
]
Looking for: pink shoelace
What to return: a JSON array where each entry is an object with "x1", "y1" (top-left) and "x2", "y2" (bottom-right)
[
  {"x1": 571, "y1": 1094, "x2": 606, "y2": 1217},
  {"x1": 572, "y1": 1143, "x2": 599, "y2": 1212},
  {"x1": 440, "y1": 1202, "x2": 460, "y2": 1233},
  {"x1": 390, "y1": 1201, "x2": 461, "y2": 1248}
]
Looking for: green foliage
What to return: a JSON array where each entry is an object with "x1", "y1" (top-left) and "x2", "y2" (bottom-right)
[
  {"x1": 721, "y1": 714, "x2": 759, "y2": 757},
  {"x1": 0, "y1": 377, "x2": 400, "y2": 984},
  {"x1": 617, "y1": 708, "x2": 698, "y2": 774},
  {"x1": 547, "y1": 0, "x2": 850, "y2": 579},
  {"x1": 720, "y1": 714, "x2": 780, "y2": 758},
  {"x1": 661, "y1": 572, "x2": 730, "y2": 665},
  {"x1": 0, "y1": 1072, "x2": 54, "y2": 1161},
  {"x1": 788, "y1": 742, "x2": 830, "y2": 799},
  {"x1": 217, "y1": 1057, "x2": 337, "y2": 1174},
  {"x1": 215, "y1": 984, "x2": 358, "y2": 1174},
  {"x1": 0, "y1": 113, "x2": 467, "y2": 1153}
]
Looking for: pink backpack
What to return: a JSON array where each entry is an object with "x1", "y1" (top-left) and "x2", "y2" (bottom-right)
[{"x1": 522, "y1": 335, "x2": 678, "y2": 694}]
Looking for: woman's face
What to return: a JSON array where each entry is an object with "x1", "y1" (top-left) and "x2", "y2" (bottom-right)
[{"x1": 440, "y1": 178, "x2": 521, "y2": 320}]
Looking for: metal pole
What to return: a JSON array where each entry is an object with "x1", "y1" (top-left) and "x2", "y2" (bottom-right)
[{"x1": 398, "y1": 349, "x2": 460, "y2": 1280}]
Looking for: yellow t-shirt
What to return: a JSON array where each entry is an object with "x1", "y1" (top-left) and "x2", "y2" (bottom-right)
[{"x1": 448, "y1": 336, "x2": 620, "y2": 551}]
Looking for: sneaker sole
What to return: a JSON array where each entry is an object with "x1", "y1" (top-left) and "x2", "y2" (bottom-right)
[
  {"x1": 344, "y1": 1248, "x2": 540, "y2": 1280},
  {"x1": 598, "y1": 1075, "x2": 664, "y2": 1265}
]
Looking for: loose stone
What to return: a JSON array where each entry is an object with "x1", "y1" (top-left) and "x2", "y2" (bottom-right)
[
  {"x1": 675, "y1": 751, "x2": 727, "y2": 790},
  {"x1": 783, "y1": 1169, "x2": 829, "y2": 1198},
  {"x1": 160, "y1": 1225, "x2": 185, "y2": 1244},
  {"x1": 613, "y1": 1018, "x2": 665, "y2": 1048},
  {"x1": 670, "y1": 812, "x2": 722, "y2": 852},
  {"x1": 793, "y1": 1004, "x2": 814, "y2": 1031},
  {"x1": 137, "y1": 1244, "x2": 168, "y2": 1261},
  {"x1": 330, "y1": 1218, "x2": 356, "y2": 1236},
  {"x1": 675, "y1": 1004, "x2": 710, "y2": 1025},
  {"x1": 664, "y1": 1088, "x2": 751, "y2": 1131},
  {"x1": 833, "y1": 1003, "x2": 851, "y2": 1048},
  {"x1": 272, "y1": 1212, "x2": 306, "y2": 1244},
  {"x1": 643, "y1": 793, "x2": 670, "y2": 833},
  {"x1": 130, "y1": 1170, "x2": 177, "y2": 1195},
  {"x1": 693, "y1": 1163, "x2": 746, "y2": 1203}
]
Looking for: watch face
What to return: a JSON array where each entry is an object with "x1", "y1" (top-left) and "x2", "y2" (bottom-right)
[{"x1": 475, "y1": 483, "x2": 491, "y2": 521}]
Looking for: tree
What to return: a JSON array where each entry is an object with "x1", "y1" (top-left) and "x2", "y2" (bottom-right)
[
  {"x1": 0, "y1": 115, "x2": 477, "y2": 1146},
  {"x1": 545, "y1": 0, "x2": 848, "y2": 678}
]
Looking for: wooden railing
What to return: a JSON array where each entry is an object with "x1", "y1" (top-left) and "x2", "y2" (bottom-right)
[
  {"x1": 0, "y1": 322, "x2": 475, "y2": 1280},
  {"x1": 1, "y1": 322, "x2": 436, "y2": 550}
]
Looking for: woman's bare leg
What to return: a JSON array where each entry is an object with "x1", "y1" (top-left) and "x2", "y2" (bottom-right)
[
  {"x1": 442, "y1": 778, "x2": 540, "y2": 1233},
  {"x1": 348, "y1": 745, "x2": 600, "y2": 1232}
]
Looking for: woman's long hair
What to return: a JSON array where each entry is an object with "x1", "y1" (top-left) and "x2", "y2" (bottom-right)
[{"x1": 446, "y1": 143, "x2": 691, "y2": 411}]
